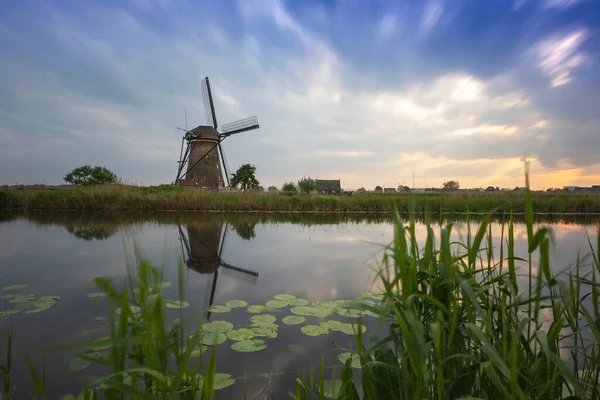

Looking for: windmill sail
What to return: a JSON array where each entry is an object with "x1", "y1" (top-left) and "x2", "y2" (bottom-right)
[{"x1": 220, "y1": 116, "x2": 260, "y2": 138}]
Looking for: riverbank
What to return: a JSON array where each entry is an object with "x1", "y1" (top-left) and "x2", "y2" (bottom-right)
[{"x1": 1, "y1": 184, "x2": 600, "y2": 213}]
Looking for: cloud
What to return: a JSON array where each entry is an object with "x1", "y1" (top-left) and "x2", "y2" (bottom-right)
[
  {"x1": 1, "y1": 0, "x2": 600, "y2": 190},
  {"x1": 535, "y1": 28, "x2": 590, "y2": 87}
]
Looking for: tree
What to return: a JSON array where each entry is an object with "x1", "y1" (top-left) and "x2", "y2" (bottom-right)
[
  {"x1": 297, "y1": 176, "x2": 319, "y2": 194},
  {"x1": 282, "y1": 182, "x2": 297, "y2": 193},
  {"x1": 267, "y1": 186, "x2": 278, "y2": 192},
  {"x1": 230, "y1": 164, "x2": 260, "y2": 191},
  {"x1": 442, "y1": 180, "x2": 460, "y2": 191},
  {"x1": 356, "y1": 187, "x2": 366, "y2": 193},
  {"x1": 64, "y1": 165, "x2": 118, "y2": 186},
  {"x1": 397, "y1": 185, "x2": 410, "y2": 192}
]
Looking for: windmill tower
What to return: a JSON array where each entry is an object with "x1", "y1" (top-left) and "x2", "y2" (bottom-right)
[
  {"x1": 177, "y1": 221, "x2": 259, "y2": 320},
  {"x1": 175, "y1": 77, "x2": 261, "y2": 188}
]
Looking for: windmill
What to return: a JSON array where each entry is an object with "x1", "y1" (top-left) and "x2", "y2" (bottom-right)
[
  {"x1": 175, "y1": 77, "x2": 260, "y2": 188},
  {"x1": 177, "y1": 221, "x2": 259, "y2": 320}
]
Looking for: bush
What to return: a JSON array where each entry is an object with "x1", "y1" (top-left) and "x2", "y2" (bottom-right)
[
  {"x1": 281, "y1": 182, "x2": 297, "y2": 193},
  {"x1": 64, "y1": 165, "x2": 119, "y2": 186},
  {"x1": 297, "y1": 177, "x2": 318, "y2": 194}
]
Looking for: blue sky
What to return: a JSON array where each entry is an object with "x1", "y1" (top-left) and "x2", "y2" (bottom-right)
[{"x1": 1, "y1": 0, "x2": 599, "y2": 189}]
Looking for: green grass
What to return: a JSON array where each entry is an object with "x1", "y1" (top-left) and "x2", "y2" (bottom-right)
[{"x1": 1, "y1": 184, "x2": 600, "y2": 213}]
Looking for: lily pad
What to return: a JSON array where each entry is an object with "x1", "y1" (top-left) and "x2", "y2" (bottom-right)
[
  {"x1": 289, "y1": 298, "x2": 310, "y2": 306},
  {"x1": 2, "y1": 284, "x2": 27, "y2": 291},
  {"x1": 226, "y1": 328, "x2": 255, "y2": 341},
  {"x1": 290, "y1": 306, "x2": 317, "y2": 316},
  {"x1": 116, "y1": 305, "x2": 142, "y2": 315},
  {"x1": 320, "y1": 379, "x2": 342, "y2": 398},
  {"x1": 165, "y1": 300, "x2": 190, "y2": 309},
  {"x1": 265, "y1": 299, "x2": 288, "y2": 309},
  {"x1": 37, "y1": 296, "x2": 61, "y2": 303},
  {"x1": 0, "y1": 309, "x2": 20, "y2": 317},
  {"x1": 26, "y1": 305, "x2": 52, "y2": 314},
  {"x1": 200, "y1": 332, "x2": 227, "y2": 346},
  {"x1": 198, "y1": 373, "x2": 235, "y2": 390},
  {"x1": 340, "y1": 323, "x2": 367, "y2": 335},
  {"x1": 338, "y1": 352, "x2": 361, "y2": 369},
  {"x1": 156, "y1": 281, "x2": 171, "y2": 288},
  {"x1": 288, "y1": 344, "x2": 307, "y2": 355},
  {"x1": 247, "y1": 305, "x2": 269, "y2": 313},
  {"x1": 207, "y1": 305, "x2": 231, "y2": 313},
  {"x1": 360, "y1": 291, "x2": 384, "y2": 300},
  {"x1": 320, "y1": 320, "x2": 343, "y2": 331},
  {"x1": 251, "y1": 325, "x2": 278, "y2": 338},
  {"x1": 9, "y1": 294, "x2": 35, "y2": 304},
  {"x1": 274, "y1": 294, "x2": 296, "y2": 301},
  {"x1": 336, "y1": 308, "x2": 364, "y2": 318},
  {"x1": 251, "y1": 314, "x2": 276, "y2": 325},
  {"x1": 301, "y1": 325, "x2": 329, "y2": 337},
  {"x1": 85, "y1": 336, "x2": 112, "y2": 351},
  {"x1": 94, "y1": 316, "x2": 104, "y2": 321},
  {"x1": 225, "y1": 300, "x2": 247, "y2": 308},
  {"x1": 231, "y1": 339, "x2": 267, "y2": 353},
  {"x1": 0, "y1": 294, "x2": 14, "y2": 299},
  {"x1": 282, "y1": 315, "x2": 305, "y2": 325},
  {"x1": 88, "y1": 292, "x2": 106, "y2": 298},
  {"x1": 68, "y1": 353, "x2": 102, "y2": 372},
  {"x1": 202, "y1": 320, "x2": 234, "y2": 333},
  {"x1": 133, "y1": 287, "x2": 154, "y2": 294}
]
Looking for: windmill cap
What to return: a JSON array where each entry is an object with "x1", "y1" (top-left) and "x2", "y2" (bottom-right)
[{"x1": 188, "y1": 125, "x2": 219, "y2": 140}]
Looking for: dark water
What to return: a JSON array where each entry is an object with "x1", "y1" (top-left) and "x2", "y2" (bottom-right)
[{"x1": 0, "y1": 212, "x2": 598, "y2": 398}]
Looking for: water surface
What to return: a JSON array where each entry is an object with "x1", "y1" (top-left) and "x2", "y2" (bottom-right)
[{"x1": 0, "y1": 212, "x2": 598, "y2": 398}]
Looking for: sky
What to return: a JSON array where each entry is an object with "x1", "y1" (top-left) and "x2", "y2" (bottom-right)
[{"x1": 1, "y1": 0, "x2": 600, "y2": 190}]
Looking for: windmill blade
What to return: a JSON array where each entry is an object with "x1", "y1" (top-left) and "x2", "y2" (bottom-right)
[
  {"x1": 201, "y1": 77, "x2": 218, "y2": 129},
  {"x1": 217, "y1": 142, "x2": 231, "y2": 187},
  {"x1": 219, "y1": 116, "x2": 260, "y2": 138},
  {"x1": 220, "y1": 261, "x2": 259, "y2": 284}
]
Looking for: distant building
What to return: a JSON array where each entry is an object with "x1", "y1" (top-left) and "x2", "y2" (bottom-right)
[
  {"x1": 592, "y1": 185, "x2": 600, "y2": 192},
  {"x1": 316, "y1": 179, "x2": 341, "y2": 195},
  {"x1": 374, "y1": 186, "x2": 383, "y2": 193},
  {"x1": 384, "y1": 187, "x2": 396, "y2": 193},
  {"x1": 564, "y1": 186, "x2": 579, "y2": 191}
]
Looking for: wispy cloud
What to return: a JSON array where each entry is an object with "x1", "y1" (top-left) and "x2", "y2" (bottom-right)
[{"x1": 535, "y1": 28, "x2": 590, "y2": 87}]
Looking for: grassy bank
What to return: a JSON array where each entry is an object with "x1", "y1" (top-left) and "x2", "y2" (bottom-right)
[{"x1": 2, "y1": 184, "x2": 600, "y2": 213}]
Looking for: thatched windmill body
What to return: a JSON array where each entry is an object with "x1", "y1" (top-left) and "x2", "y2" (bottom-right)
[{"x1": 175, "y1": 77, "x2": 260, "y2": 188}]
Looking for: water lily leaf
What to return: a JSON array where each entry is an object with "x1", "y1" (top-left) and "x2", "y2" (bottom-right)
[
  {"x1": 116, "y1": 305, "x2": 142, "y2": 315},
  {"x1": 132, "y1": 287, "x2": 154, "y2": 294},
  {"x1": 231, "y1": 339, "x2": 267, "y2": 353},
  {"x1": 85, "y1": 337, "x2": 112, "y2": 351},
  {"x1": 88, "y1": 292, "x2": 106, "y2": 298},
  {"x1": 336, "y1": 308, "x2": 364, "y2": 318},
  {"x1": 200, "y1": 332, "x2": 227, "y2": 346},
  {"x1": 289, "y1": 298, "x2": 309, "y2": 306},
  {"x1": 320, "y1": 379, "x2": 342, "y2": 398},
  {"x1": 26, "y1": 305, "x2": 52, "y2": 314},
  {"x1": 37, "y1": 296, "x2": 61, "y2": 303},
  {"x1": 198, "y1": 373, "x2": 235, "y2": 390},
  {"x1": 320, "y1": 320, "x2": 343, "y2": 331},
  {"x1": 9, "y1": 294, "x2": 36, "y2": 304},
  {"x1": 247, "y1": 305, "x2": 269, "y2": 313},
  {"x1": 340, "y1": 323, "x2": 367, "y2": 335},
  {"x1": 2, "y1": 284, "x2": 27, "y2": 291},
  {"x1": 156, "y1": 281, "x2": 171, "y2": 288},
  {"x1": 251, "y1": 314, "x2": 276, "y2": 325},
  {"x1": 274, "y1": 294, "x2": 296, "y2": 301},
  {"x1": 251, "y1": 325, "x2": 278, "y2": 338},
  {"x1": 364, "y1": 310, "x2": 379, "y2": 318},
  {"x1": 94, "y1": 316, "x2": 103, "y2": 321},
  {"x1": 226, "y1": 328, "x2": 255, "y2": 341},
  {"x1": 0, "y1": 294, "x2": 14, "y2": 299},
  {"x1": 288, "y1": 344, "x2": 307, "y2": 355},
  {"x1": 301, "y1": 325, "x2": 329, "y2": 337},
  {"x1": 165, "y1": 300, "x2": 190, "y2": 309},
  {"x1": 190, "y1": 346, "x2": 207, "y2": 358},
  {"x1": 69, "y1": 355, "x2": 94, "y2": 372},
  {"x1": 202, "y1": 320, "x2": 234, "y2": 333},
  {"x1": 282, "y1": 315, "x2": 305, "y2": 325},
  {"x1": 0, "y1": 309, "x2": 20, "y2": 317},
  {"x1": 311, "y1": 307, "x2": 336, "y2": 318},
  {"x1": 338, "y1": 352, "x2": 361, "y2": 369},
  {"x1": 333, "y1": 300, "x2": 354, "y2": 308},
  {"x1": 360, "y1": 292, "x2": 384, "y2": 300},
  {"x1": 355, "y1": 299, "x2": 376, "y2": 307},
  {"x1": 207, "y1": 305, "x2": 231, "y2": 313},
  {"x1": 290, "y1": 306, "x2": 316, "y2": 316},
  {"x1": 225, "y1": 300, "x2": 247, "y2": 308},
  {"x1": 265, "y1": 299, "x2": 288, "y2": 309}
]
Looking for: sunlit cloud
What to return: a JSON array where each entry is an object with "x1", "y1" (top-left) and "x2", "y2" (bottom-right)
[{"x1": 535, "y1": 28, "x2": 590, "y2": 87}]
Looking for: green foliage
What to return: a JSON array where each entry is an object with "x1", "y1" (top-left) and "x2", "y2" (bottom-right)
[
  {"x1": 229, "y1": 164, "x2": 260, "y2": 191},
  {"x1": 281, "y1": 182, "x2": 297, "y2": 193},
  {"x1": 64, "y1": 165, "x2": 118, "y2": 186},
  {"x1": 267, "y1": 186, "x2": 278, "y2": 192},
  {"x1": 297, "y1": 177, "x2": 318, "y2": 194},
  {"x1": 442, "y1": 180, "x2": 460, "y2": 191}
]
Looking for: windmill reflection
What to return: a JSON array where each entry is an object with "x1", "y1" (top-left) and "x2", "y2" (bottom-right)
[{"x1": 177, "y1": 221, "x2": 259, "y2": 319}]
